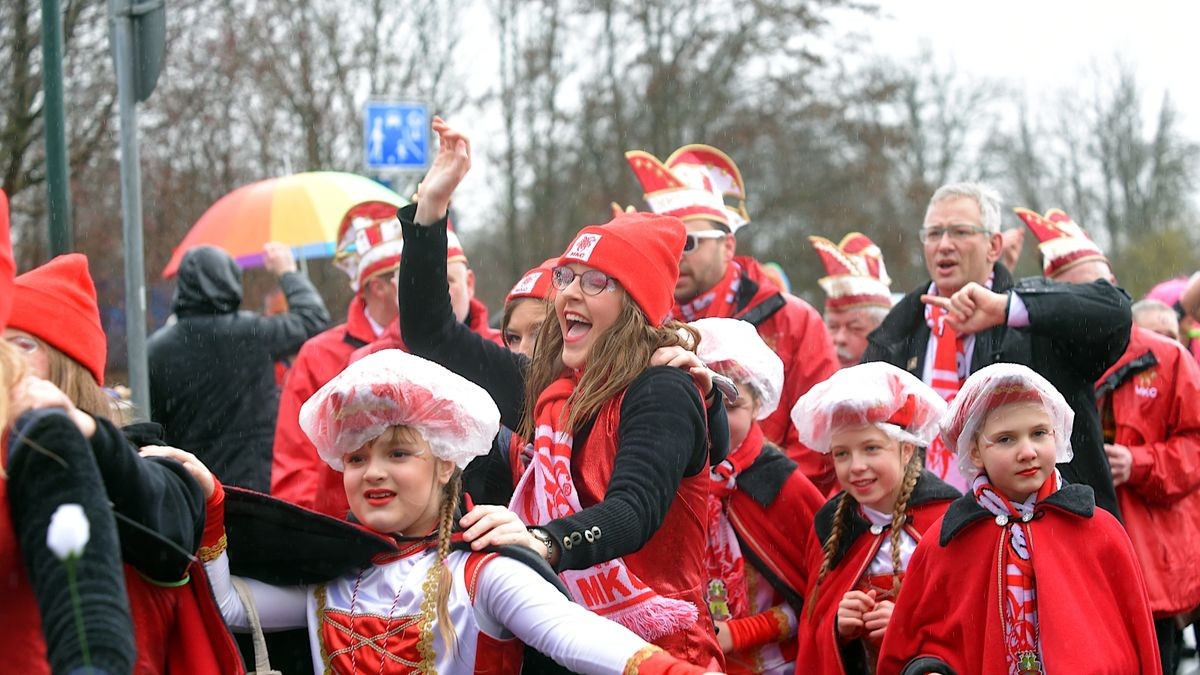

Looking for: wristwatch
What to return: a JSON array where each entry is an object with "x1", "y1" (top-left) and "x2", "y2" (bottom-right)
[{"x1": 529, "y1": 527, "x2": 556, "y2": 564}]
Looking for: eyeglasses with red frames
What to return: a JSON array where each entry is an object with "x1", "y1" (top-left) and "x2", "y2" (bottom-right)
[{"x1": 551, "y1": 266, "x2": 618, "y2": 296}]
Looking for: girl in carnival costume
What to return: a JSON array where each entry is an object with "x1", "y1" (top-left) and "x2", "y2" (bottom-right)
[
  {"x1": 791, "y1": 362, "x2": 959, "y2": 674},
  {"x1": 198, "y1": 348, "x2": 719, "y2": 674},
  {"x1": 876, "y1": 363, "x2": 1160, "y2": 675},
  {"x1": 689, "y1": 317, "x2": 825, "y2": 674}
]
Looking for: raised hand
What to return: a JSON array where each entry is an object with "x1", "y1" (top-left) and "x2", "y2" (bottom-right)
[
  {"x1": 414, "y1": 116, "x2": 472, "y2": 225},
  {"x1": 263, "y1": 241, "x2": 298, "y2": 277},
  {"x1": 9, "y1": 376, "x2": 96, "y2": 439}
]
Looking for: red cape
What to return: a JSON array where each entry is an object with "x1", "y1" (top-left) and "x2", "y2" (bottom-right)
[
  {"x1": 876, "y1": 486, "x2": 1161, "y2": 675},
  {"x1": 796, "y1": 472, "x2": 959, "y2": 675}
]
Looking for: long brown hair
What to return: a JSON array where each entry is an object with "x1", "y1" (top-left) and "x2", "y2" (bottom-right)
[
  {"x1": 518, "y1": 295, "x2": 699, "y2": 438},
  {"x1": 40, "y1": 338, "x2": 114, "y2": 419},
  {"x1": 806, "y1": 442, "x2": 922, "y2": 616}
]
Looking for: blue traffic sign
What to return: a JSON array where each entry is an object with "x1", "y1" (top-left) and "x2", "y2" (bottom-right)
[{"x1": 364, "y1": 101, "x2": 429, "y2": 170}]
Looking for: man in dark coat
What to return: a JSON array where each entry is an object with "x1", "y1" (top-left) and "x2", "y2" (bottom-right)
[
  {"x1": 148, "y1": 243, "x2": 329, "y2": 492},
  {"x1": 863, "y1": 182, "x2": 1129, "y2": 517}
]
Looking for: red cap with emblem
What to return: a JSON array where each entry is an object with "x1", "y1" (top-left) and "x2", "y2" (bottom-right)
[{"x1": 558, "y1": 212, "x2": 685, "y2": 327}]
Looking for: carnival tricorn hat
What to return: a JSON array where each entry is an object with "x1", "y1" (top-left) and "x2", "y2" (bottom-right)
[
  {"x1": 334, "y1": 201, "x2": 396, "y2": 287},
  {"x1": 624, "y1": 144, "x2": 750, "y2": 233},
  {"x1": 1013, "y1": 207, "x2": 1108, "y2": 279},
  {"x1": 808, "y1": 232, "x2": 892, "y2": 312}
]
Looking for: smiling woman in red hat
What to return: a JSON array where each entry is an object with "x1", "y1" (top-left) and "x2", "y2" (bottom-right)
[{"x1": 395, "y1": 117, "x2": 724, "y2": 667}]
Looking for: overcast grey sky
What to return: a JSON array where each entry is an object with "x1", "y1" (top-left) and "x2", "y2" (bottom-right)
[
  {"x1": 449, "y1": 1, "x2": 1200, "y2": 233},
  {"x1": 857, "y1": 0, "x2": 1200, "y2": 136}
]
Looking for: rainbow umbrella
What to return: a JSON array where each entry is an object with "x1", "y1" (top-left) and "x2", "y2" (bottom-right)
[{"x1": 162, "y1": 171, "x2": 407, "y2": 277}]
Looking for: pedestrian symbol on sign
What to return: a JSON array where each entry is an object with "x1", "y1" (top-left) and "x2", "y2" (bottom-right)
[{"x1": 363, "y1": 102, "x2": 429, "y2": 170}]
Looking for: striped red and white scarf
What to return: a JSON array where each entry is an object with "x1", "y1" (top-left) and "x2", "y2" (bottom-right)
[
  {"x1": 971, "y1": 471, "x2": 1060, "y2": 675},
  {"x1": 509, "y1": 374, "x2": 698, "y2": 640}
]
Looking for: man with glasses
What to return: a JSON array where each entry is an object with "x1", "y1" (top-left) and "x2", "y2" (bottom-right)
[
  {"x1": 862, "y1": 182, "x2": 1129, "y2": 517},
  {"x1": 626, "y1": 145, "x2": 840, "y2": 492}
]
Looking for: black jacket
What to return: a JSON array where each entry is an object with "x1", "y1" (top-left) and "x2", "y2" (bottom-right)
[
  {"x1": 147, "y1": 246, "x2": 329, "y2": 492},
  {"x1": 863, "y1": 263, "x2": 1130, "y2": 518},
  {"x1": 6, "y1": 410, "x2": 136, "y2": 675}
]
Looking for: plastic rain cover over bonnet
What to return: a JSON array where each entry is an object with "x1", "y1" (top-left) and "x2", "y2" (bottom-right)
[
  {"x1": 940, "y1": 362, "x2": 1074, "y2": 479},
  {"x1": 791, "y1": 361, "x2": 946, "y2": 453},
  {"x1": 689, "y1": 317, "x2": 783, "y2": 419},
  {"x1": 299, "y1": 349, "x2": 501, "y2": 471}
]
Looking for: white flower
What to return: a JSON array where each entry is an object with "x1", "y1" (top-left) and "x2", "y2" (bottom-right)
[{"x1": 46, "y1": 504, "x2": 90, "y2": 561}]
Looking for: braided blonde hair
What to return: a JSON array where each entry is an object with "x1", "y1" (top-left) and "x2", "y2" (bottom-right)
[
  {"x1": 806, "y1": 441, "x2": 923, "y2": 616},
  {"x1": 418, "y1": 469, "x2": 462, "y2": 664},
  {"x1": 887, "y1": 446, "x2": 923, "y2": 594},
  {"x1": 807, "y1": 488, "x2": 856, "y2": 618}
]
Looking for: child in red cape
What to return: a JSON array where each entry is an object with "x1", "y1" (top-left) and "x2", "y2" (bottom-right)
[
  {"x1": 790, "y1": 363, "x2": 959, "y2": 674},
  {"x1": 690, "y1": 317, "x2": 826, "y2": 673},
  {"x1": 876, "y1": 363, "x2": 1160, "y2": 675}
]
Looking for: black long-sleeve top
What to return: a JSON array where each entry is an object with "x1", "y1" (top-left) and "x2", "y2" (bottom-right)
[{"x1": 397, "y1": 204, "x2": 723, "y2": 572}]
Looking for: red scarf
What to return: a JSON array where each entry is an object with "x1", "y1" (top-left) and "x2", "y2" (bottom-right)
[
  {"x1": 704, "y1": 424, "x2": 764, "y2": 622},
  {"x1": 509, "y1": 374, "x2": 699, "y2": 640},
  {"x1": 972, "y1": 472, "x2": 1060, "y2": 675},
  {"x1": 924, "y1": 301, "x2": 969, "y2": 491},
  {"x1": 672, "y1": 260, "x2": 742, "y2": 322}
]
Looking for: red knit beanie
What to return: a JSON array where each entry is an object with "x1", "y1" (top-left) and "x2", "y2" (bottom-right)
[
  {"x1": 505, "y1": 258, "x2": 557, "y2": 306},
  {"x1": 0, "y1": 190, "x2": 14, "y2": 330},
  {"x1": 558, "y1": 212, "x2": 685, "y2": 326},
  {"x1": 9, "y1": 254, "x2": 107, "y2": 385}
]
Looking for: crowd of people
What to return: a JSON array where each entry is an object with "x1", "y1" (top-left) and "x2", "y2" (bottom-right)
[{"x1": 3, "y1": 115, "x2": 1198, "y2": 674}]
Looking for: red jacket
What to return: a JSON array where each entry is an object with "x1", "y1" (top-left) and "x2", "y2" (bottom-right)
[
  {"x1": 270, "y1": 295, "x2": 378, "y2": 509},
  {"x1": 796, "y1": 473, "x2": 958, "y2": 675},
  {"x1": 1098, "y1": 326, "x2": 1200, "y2": 616},
  {"x1": 684, "y1": 257, "x2": 840, "y2": 493},
  {"x1": 877, "y1": 487, "x2": 1160, "y2": 675}
]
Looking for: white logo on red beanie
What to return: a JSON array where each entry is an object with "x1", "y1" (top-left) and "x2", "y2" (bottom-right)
[
  {"x1": 564, "y1": 233, "x2": 602, "y2": 262},
  {"x1": 511, "y1": 271, "x2": 542, "y2": 296}
]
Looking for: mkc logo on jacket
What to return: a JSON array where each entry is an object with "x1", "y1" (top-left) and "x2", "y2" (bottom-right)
[
  {"x1": 1135, "y1": 370, "x2": 1159, "y2": 399},
  {"x1": 564, "y1": 234, "x2": 602, "y2": 262}
]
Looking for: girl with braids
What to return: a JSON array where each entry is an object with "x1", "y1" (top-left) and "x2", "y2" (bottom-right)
[
  {"x1": 790, "y1": 363, "x2": 959, "y2": 674},
  {"x1": 198, "y1": 349, "x2": 718, "y2": 675},
  {"x1": 876, "y1": 364, "x2": 1159, "y2": 675},
  {"x1": 396, "y1": 118, "x2": 726, "y2": 666}
]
